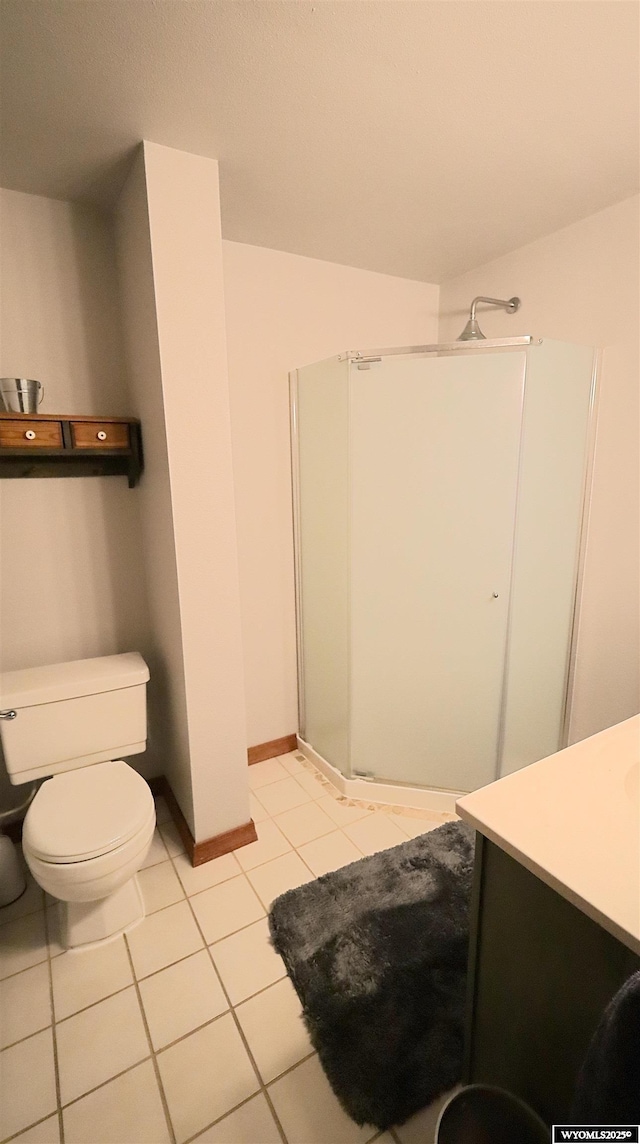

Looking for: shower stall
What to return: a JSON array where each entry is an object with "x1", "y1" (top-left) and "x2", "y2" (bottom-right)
[{"x1": 290, "y1": 336, "x2": 597, "y2": 804}]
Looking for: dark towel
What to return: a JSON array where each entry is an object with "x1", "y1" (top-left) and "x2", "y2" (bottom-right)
[{"x1": 571, "y1": 968, "x2": 640, "y2": 1124}]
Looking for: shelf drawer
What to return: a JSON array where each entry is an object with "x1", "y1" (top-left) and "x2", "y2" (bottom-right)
[
  {"x1": 0, "y1": 420, "x2": 63, "y2": 448},
  {"x1": 71, "y1": 422, "x2": 130, "y2": 449}
]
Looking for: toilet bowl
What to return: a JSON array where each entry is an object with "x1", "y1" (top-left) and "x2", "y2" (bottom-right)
[
  {"x1": 0, "y1": 652, "x2": 153, "y2": 949},
  {"x1": 23, "y1": 760, "x2": 156, "y2": 948}
]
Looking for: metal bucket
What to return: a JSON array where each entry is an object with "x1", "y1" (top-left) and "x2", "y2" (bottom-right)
[
  {"x1": 0, "y1": 378, "x2": 44, "y2": 413},
  {"x1": 435, "y1": 1084, "x2": 549, "y2": 1144}
]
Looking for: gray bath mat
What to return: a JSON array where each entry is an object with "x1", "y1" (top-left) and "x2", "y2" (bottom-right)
[{"x1": 269, "y1": 819, "x2": 475, "y2": 1131}]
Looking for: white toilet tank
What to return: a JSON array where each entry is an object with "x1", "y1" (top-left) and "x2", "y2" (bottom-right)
[{"x1": 0, "y1": 653, "x2": 149, "y2": 784}]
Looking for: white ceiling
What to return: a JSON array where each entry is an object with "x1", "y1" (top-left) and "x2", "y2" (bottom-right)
[{"x1": 1, "y1": 1, "x2": 638, "y2": 282}]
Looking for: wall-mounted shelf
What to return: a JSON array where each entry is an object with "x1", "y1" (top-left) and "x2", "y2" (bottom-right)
[{"x1": 0, "y1": 414, "x2": 143, "y2": 487}]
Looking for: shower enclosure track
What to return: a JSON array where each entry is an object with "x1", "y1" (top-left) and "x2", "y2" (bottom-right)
[{"x1": 339, "y1": 335, "x2": 541, "y2": 361}]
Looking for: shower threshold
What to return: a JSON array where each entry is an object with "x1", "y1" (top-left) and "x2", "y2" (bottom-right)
[{"x1": 296, "y1": 736, "x2": 464, "y2": 817}]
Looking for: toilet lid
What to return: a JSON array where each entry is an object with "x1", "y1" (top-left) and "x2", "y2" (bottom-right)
[{"x1": 23, "y1": 761, "x2": 155, "y2": 863}]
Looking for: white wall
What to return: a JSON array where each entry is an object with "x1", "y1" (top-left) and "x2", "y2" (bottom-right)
[
  {"x1": 222, "y1": 240, "x2": 440, "y2": 746},
  {"x1": 115, "y1": 143, "x2": 249, "y2": 843},
  {"x1": 439, "y1": 195, "x2": 640, "y2": 743},
  {"x1": 0, "y1": 188, "x2": 149, "y2": 690}
]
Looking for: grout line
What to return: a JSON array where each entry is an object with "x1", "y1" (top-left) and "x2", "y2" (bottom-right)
[
  {"x1": 0, "y1": 896, "x2": 46, "y2": 930},
  {"x1": 1, "y1": 1020, "x2": 52, "y2": 1054},
  {"x1": 0, "y1": 1110, "x2": 61, "y2": 1144},
  {"x1": 53, "y1": 981, "x2": 136, "y2": 1027},
  {"x1": 42, "y1": 903, "x2": 65, "y2": 1144},
  {"x1": 164, "y1": 849, "x2": 290, "y2": 1144},
  {"x1": 57, "y1": 1055, "x2": 152, "y2": 1111},
  {"x1": 123, "y1": 934, "x2": 177, "y2": 1144},
  {"x1": 0, "y1": 951, "x2": 50, "y2": 984}
]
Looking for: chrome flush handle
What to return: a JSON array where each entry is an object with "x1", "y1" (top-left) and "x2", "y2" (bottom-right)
[{"x1": 0, "y1": 710, "x2": 17, "y2": 720}]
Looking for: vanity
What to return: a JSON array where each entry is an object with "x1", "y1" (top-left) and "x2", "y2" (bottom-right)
[{"x1": 456, "y1": 716, "x2": 640, "y2": 1126}]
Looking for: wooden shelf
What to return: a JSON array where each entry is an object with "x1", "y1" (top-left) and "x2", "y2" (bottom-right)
[{"x1": 0, "y1": 413, "x2": 143, "y2": 488}]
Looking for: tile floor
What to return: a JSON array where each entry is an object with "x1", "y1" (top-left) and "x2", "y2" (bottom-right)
[{"x1": 0, "y1": 753, "x2": 453, "y2": 1144}]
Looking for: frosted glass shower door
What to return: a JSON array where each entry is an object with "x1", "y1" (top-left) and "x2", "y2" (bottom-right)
[
  {"x1": 349, "y1": 352, "x2": 526, "y2": 791},
  {"x1": 294, "y1": 356, "x2": 350, "y2": 773}
]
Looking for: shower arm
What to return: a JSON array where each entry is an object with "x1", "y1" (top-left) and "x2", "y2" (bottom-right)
[{"x1": 469, "y1": 296, "x2": 520, "y2": 321}]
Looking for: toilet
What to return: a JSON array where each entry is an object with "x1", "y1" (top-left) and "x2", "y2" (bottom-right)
[{"x1": 0, "y1": 652, "x2": 155, "y2": 949}]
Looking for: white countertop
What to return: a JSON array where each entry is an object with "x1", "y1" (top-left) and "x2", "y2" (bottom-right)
[{"x1": 456, "y1": 716, "x2": 640, "y2": 954}]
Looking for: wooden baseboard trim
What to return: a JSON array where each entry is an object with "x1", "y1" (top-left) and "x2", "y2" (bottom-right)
[
  {"x1": 152, "y1": 776, "x2": 257, "y2": 868},
  {"x1": 193, "y1": 820, "x2": 258, "y2": 867},
  {"x1": 247, "y1": 733, "x2": 298, "y2": 765}
]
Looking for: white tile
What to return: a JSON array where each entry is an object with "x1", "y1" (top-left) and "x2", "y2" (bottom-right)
[
  {"x1": 157, "y1": 1012, "x2": 259, "y2": 1144},
  {"x1": 153, "y1": 795, "x2": 171, "y2": 824},
  {"x1": 343, "y1": 814, "x2": 407, "y2": 856},
  {"x1": 0, "y1": 867, "x2": 44, "y2": 926},
  {"x1": 140, "y1": 828, "x2": 169, "y2": 869},
  {"x1": 190, "y1": 875, "x2": 265, "y2": 944},
  {"x1": 316, "y1": 794, "x2": 374, "y2": 828},
  {"x1": 138, "y1": 860, "x2": 185, "y2": 914},
  {"x1": 249, "y1": 791, "x2": 269, "y2": 822},
  {"x1": 0, "y1": 961, "x2": 51, "y2": 1048},
  {"x1": 139, "y1": 949, "x2": 228, "y2": 1049},
  {"x1": 51, "y1": 935, "x2": 133, "y2": 1021},
  {"x1": 11, "y1": 1114, "x2": 60, "y2": 1143},
  {"x1": 192, "y1": 1093, "x2": 282, "y2": 1143},
  {"x1": 0, "y1": 1030, "x2": 57, "y2": 1140},
  {"x1": 268, "y1": 1054, "x2": 374, "y2": 1144},
  {"x1": 159, "y1": 819, "x2": 185, "y2": 857},
  {"x1": 278, "y1": 752, "x2": 306, "y2": 775},
  {"x1": 385, "y1": 813, "x2": 441, "y2": 840},
  {"x1": 210, "y1": 918, "x2": 285, "y2": 1005},
  {"x1": 393, "y1": 1089, "x2": 457, "y2": 1144},
  {"x1": 63, "y1": 1059, "x2": 171, "y2": 1144},
  {"x1": 296, "y1": 830, "x2": 363, "y2": 877},
  {"x1": 248, "y1": 758, "x2": 289, "y2": 789},
  {"x1": 253, "y1": 776, "x2": 313, "y2": 816},
  {"x1": 247, "y1": 851, "x2": 314, "y2": 910},
  {"x1": 173, "y1": 849, "x2": 241, "y2": 896},
  {"x1": 236, "y1": 976, "x2": 311, "y2": 1082},
  {"x1": 233, "y1": 818, "x2": 292, "y2": 871},
  {"x1": 127, "y1": 900, "x2": 204, "y2": 979},
  {"x1": 274, "y1": 800, "x2": 336, "y2": 847},
  {"x1": 56, "y1": 985, "x2": 149, "y2": 1105},
  {"x1": 294, "y1": 768, "x2": 327, "y2": 800},
  {"x1": 0, "y1": 910, "x2": 48, "y2": 979}
]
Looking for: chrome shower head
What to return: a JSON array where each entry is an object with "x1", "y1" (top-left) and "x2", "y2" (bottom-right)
[
  {"x1": 457, "y1": 317, "x2": 486, "y2": 342},
  {"x1": 457, "y1": 296, "x2": 520, "y2": 341}
]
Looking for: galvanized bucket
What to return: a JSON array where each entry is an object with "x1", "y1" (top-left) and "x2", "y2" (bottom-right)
[{"x1": 0, "y1": 379, "x2": 44, "y2": 414}]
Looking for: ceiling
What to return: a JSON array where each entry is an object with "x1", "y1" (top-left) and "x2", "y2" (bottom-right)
[{"x1": 1, "y1": 1, "x2": 638, "y2": 282}]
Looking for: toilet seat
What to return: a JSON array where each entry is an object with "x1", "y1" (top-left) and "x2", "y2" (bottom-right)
[{"x1": 23, "y1": 760, "x2": 154, "y2": 863}]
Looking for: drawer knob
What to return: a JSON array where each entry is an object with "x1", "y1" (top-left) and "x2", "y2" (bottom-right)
[
  {"x1": 25, "y1": 430, "x2": 36, "y2": 440},
  {"x1": 97, "y1": 431, "x2": 107, "y2": 441}
]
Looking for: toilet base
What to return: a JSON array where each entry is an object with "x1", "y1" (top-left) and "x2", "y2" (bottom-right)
[{"x1": 60, "y1": 875, "x2": 145, "y2": 950}]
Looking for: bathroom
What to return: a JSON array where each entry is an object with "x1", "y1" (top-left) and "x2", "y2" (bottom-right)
[{"x1": 0, "y1": 3, "x2": 638, "y2": 1143}]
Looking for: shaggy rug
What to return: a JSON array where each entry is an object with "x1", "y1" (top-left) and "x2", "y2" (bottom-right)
[{"x1": 269, "y1": 819, "x2": 475, "y2": 1131}]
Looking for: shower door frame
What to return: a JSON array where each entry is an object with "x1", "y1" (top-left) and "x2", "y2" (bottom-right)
[{"x1": 289, "y1": 338, "x2": 599, "y2": 794}]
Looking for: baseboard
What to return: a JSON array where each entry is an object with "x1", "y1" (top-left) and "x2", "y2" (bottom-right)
[
  {"x1": 192, "y1": 820, "x2": 258, "y2": 866},
  {"x1": 152, "y1": 776, "x2": 257, "y2": 868},
  {"x1": 247, "y1": 733, "x2": 298, "y2": 765}
]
